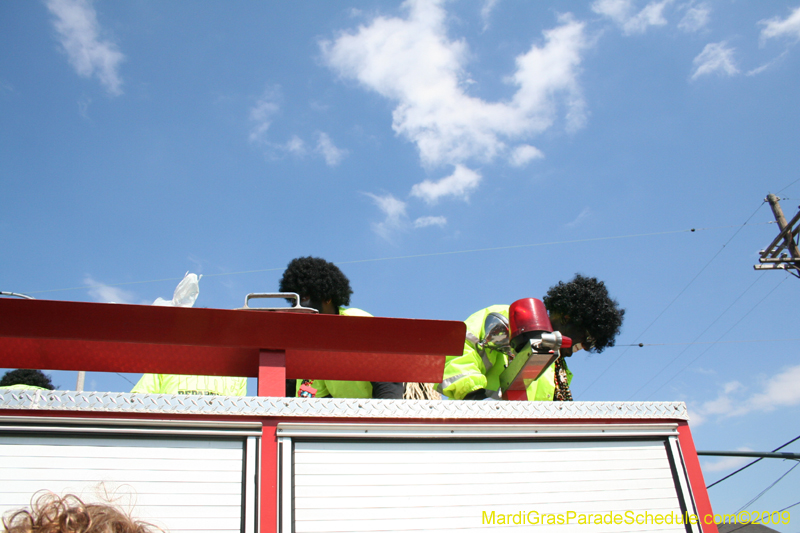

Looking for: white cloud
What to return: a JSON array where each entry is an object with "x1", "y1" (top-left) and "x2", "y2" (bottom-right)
[
  {"x1": 691, "y1": 41, "x2": 739, "y2": 80},
  {"x1": 592, "y1": 0, "x2": 672, "y2": 35},
  {"x1": 566, "y1": 207, "x2": 592, "y2": 227},
  {"x1": 746, "y1": 50, "x2": 789, "y2": 76},
  {"x1": 315, "y1": 132, "x2": 348, "y2": 166},
  {"x1": 701, "y1": 451, "x2": 753, "y2": 473},
  {"x1": 285, "y1": 135, "x2": 306, "y2": 155},
  {"x1": 510, "y1": 144, "x2": 544, "y2": 167},
  {"x1": 481, "y1": 0, "x2": 501, "y2": 31},
  {"x1": 321, "y1": 1, "x2": 589, "y2": 170},
  {"x1": 760, "y1": 6, "x2": 800, "y2": 42},
  {"x1": 414, "y1": 215, "x2": 447, "y2": 228},
  {"x1": 78, "y1": 96, "x2": 91, "y2": 119},
  {"x1": 365, "y1": 192, "x2": 407, "y2": 240},
  {"x1": 84, "y1": 276, "x2": 137, "y2": 304},
  {"x1": 249, "y1": 87, "x2": 280, "y2": 143},
  {"x1": 678, "y1": 3, "x2": 710, "y2": 33},
  {"x1": 691, "y1": 365, "x2": 800, "y2": 424},
  {"x1": 46, "y1": 0, "x2": 124, "y2": 95},
  {"x1": 410, "y1": 165, "x2": 481, "y2": 205}
]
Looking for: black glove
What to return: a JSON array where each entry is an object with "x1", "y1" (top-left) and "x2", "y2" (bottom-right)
[
  {"x1": 463, "y1": 388, "x2": 488, "y2": 401},
  {"x1": 371, "y1": 381, "x2": 404, "y2": 399}
]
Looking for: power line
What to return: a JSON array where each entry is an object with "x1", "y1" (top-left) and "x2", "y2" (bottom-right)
[
  {"x1": 115, "y1": 373, "x2": 136, "y2": 386},
  {"x1": 778, "y1": 499, "x2": 800, "y2": 513},
  {"x1": 618, "y1": 337, "x2": 800, "y2": 347},
  {"x1": 20, "y1": 222, "x2": 770, "y2": 296},
  {"x1": 624, "y1": 275, "x2": 762, "y2": 400},
  {"x1": 579, "y1": 202, "x2": 766, "y2": 396},
  {"x1": 643, "y1": 274, "x2": 788, "y2": 400},
  {"x1": 707, "y1": 435, "x2": 800, "y2": 489},
  {"x1": 777, "y1": 177, "x2": 800, "y2": 194},
  {"x1": 735, "y1": 461, "x2": 799, "y2": 513}
]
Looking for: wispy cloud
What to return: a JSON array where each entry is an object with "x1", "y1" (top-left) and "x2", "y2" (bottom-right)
[
  {"x1": 678, "y1": 2, "x2": 710, "y2": 33},
  {"x1": 84, "y1": 276, "x2": 137, "y2": 304},
  {"x1": 321, "y1": 0, "x2": 589, "y2": 185},
  {"x1": 414, "y1": 215, "x2": 447, "y2": 228},
  {"x1": 410, "y1": 165, "x2": 481, "y2": 205},
  {"x1": 285, "y1": 135, "x2": 306, "y2": 155},
  {"x1": 701, "y1": 451, "x2": 753, "y2": 473},
  {"x1": 509, "y1": 144, "x2": 544, "y2": 167},
  {"x1": 691, "y1": 41, "x2": 739, "y2": 80},
  {"x1": 566, "y1": 207, "x2": 592, "y2": 228},
  {"x1": 759, "y1": 6, "x2": 800, "y2": 42},
  {"x1": 592, "y1": 0, "x2": 672, "y2": 35},
  {"x1": 365, "y1": 192, "x2": 408, "y2": 240},
  {"x1": 480, "y1": 0, "x2": 501, "y2": 31},
  {"x1": 315, "y1": 132, "x2": 348, "y2": 166},
  {"x1": 746, "y1": 50, "x2": 789, "y2": 76},
  {"x1": 690, "y1": 364, "x2": 800, "y2": 426},
  {"x1": 249, "y1": 86, "x2": 280, "y2": 143},
  {"x1": 46, "y1": 0, "x2": 125, "y2": 96}
]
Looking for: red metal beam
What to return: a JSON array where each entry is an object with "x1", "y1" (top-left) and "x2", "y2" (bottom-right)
[{"x1": 0, "y1": 298, "x2": 465, "y2": 383}]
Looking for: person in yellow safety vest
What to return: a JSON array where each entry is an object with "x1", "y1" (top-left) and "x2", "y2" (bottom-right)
[
  {"x1": 0, "y1": 369, "x2": 55, "y2": 391},
  {"x1": 131, "y1": 374, "x2": 246, "y2": 396},
  {"x1": 440, "y1": 274, "x2": 625, "y2": 401},
  {"x1": 279, "y1": 256, "x2": 404, "y2": 399}
]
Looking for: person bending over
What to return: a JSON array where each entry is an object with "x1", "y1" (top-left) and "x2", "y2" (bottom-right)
[{"x1": 440, "y1": 274, "x2": 624, "y2": 401}]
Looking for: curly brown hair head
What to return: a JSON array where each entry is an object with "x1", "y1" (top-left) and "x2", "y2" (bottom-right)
[
  {"x1": 278, "y1": 256, "x2": 352, "y2": 308},
  {"x1": 543, "y1": 274, "x2": 625, "y2": 353},
  {"x1": 3, "y1": 493, "x2": 161, "y2": 533}
]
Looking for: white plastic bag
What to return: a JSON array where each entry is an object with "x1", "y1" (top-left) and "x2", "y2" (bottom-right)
[{"x1": 153, "y1": 272, "x2": 201, "y2": 307}]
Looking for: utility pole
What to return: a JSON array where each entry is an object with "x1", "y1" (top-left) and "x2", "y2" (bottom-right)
[{"x1": 754, "y1": 193, "x2": 800, "y2": 278}]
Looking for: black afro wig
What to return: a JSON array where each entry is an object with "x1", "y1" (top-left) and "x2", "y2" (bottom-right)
[
  {"x1": 543, "y1": 274, "x2": 625, "y2": 353},
  {"x1": 0, "y1": 369, "x2": 55, "y2": 389},
  {"x1": 279, "y1": 256, "x2": 352, "y2": 308}
]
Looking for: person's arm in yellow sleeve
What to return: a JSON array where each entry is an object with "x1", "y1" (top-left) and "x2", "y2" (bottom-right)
[{"x1": 440, "y1": 341, "x2": 490, "y2": 400}]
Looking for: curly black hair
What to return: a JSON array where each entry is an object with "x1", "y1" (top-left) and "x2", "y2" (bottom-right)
[
  {"x1": 0, "y1": 369, "x2": 55, "y2": 389},
  {"x1": 543, "y1": 274, "x2": 625, "y2": 353},
  {"x1": 278, "y1": 256, "x2": 353, "y2": 308}
]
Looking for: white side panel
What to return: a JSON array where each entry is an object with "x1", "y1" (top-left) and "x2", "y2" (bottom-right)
[
  {"x1": 0, "y1": 434, "x2": 247, "y2": 533},
  {"x1": 293, "y1": 439, "x2": 691, "y2": 533}
]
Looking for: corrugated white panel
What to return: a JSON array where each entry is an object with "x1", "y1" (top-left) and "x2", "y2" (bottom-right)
[
  {"x1": 293, "y1": 440, "x2": 690, "y2": 533},
  {"x1": 0, "y1": 434, "x2": 246, "y2": 533}
]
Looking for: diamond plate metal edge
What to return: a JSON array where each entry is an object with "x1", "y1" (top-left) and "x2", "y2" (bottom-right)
[{"x1": 0, "y1": 390, "x2": 689, "y2": 420}]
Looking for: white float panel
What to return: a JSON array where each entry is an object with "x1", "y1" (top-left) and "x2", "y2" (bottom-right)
[
  {"x1": 0, "y1": 433, "x2": 249, "y2": 533},
  {"x1": 292, "y1": 439, "x2": 694, "y2": 533}
]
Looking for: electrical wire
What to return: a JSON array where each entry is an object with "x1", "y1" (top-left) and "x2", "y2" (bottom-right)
[
  {"x1": 643, "y1": 274, "x2": 788, "y2": 400},
  {"x1": 115, "y1": 373, "x2": 136, "y2": 386},
  {"x1": 735, "y1": 461, "x2": 799, "y2": 513},
  {"x1": 707, "y1": 434, "x2": 800, "y2": 489},
  {"x1": 579, "y1": 202, "x2": 767, "y2": 396},
  {"x1": 19, "y1": 222, "x2": 770, "y2": 296},
  {"x1": 777, "y1": 177, "x2": 800, "y2": 194},
  {"x1": 619, "y1": 338, "x2": 800, "y2": 347},
  {"x1": 778, "y1": 500, "x2": 800, "y2": 513},
  {"x1": 623, "y1": 275, "x2": 762, "y2": 400}
]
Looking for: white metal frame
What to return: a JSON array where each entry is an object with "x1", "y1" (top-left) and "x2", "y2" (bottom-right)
[
  {"x1": 279, "y1": 422, "x2": 697, "y2": 533},
  {"x1": 0, "y1": 417, "x2": 261, "y2": 533}
]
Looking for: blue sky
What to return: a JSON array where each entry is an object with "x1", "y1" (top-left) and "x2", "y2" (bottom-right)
[{"x1": 2, "y1": 0, "x2": 800, "y2": 526}]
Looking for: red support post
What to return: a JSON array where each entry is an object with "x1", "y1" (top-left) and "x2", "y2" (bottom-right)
[
  {"x1": 261, "y1": 419, "x2": 279, "y2": 533},
  {"x1": 677, "y1": 422, "x2": 718, "y2": 533},
  {"x1": 258, "y1": 350, "x2": 286, "y2": 397}
]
